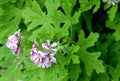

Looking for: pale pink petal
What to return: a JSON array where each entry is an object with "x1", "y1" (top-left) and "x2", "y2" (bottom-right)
[
  {"x1": 45, "y1": 59, "x2": 51, "y2": 68},
  {"x1": 15, "y1": 29, "x2": 20, "y2": 37},
  {"x1": 42, "y1": 43, "x2": 50, "y2": 50},
  {"x1": 42, "y1": 52, "x2": 49, "y2": 58},
  {"x1": 51, "y1": 42, "x2": 58, "y2": 47},
  {"x1": 38, "y1": 62, "x2": 45, "y2": 68},
  {"x1": 34, "y1": 57, "x2": 40, "y2": 64},
  {"x1": 30, "y1": 55, "x2": 38, "y2": 61},
  {"x1": 51, "y1": 48, "x2": 57, "y2": 52},
  {"x1": 50, "y1": 52, "x2": 56, "y2": 57},
  {"x1": 12, "y1": 48, "x2": 21, "y2": 55},
  {"x1": 38, "y1": 50, "x2": 44, "y2": 57},
  {"x1": 32, "y1": 42, "x2": 38, "y2": 48},
  {"x1": 31, "y1": 48, "x2": 37, "y2": 55},
  {"x1": 50, "y1": 57, "x2": 56, "y2": 63}
]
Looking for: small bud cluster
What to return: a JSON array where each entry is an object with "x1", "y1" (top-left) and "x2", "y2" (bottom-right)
[
  {"x1": 103, "y1": 0, "x2": 120, "y2": 5},
  {"x1": 6, "y1": 29, "x2": 23, "y2": 55},
  {"x1": 30, "y1": 40, "x2": 58, "y2": 68}
]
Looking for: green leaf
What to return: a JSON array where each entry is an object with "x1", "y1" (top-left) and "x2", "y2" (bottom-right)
[
  {"x1": 64, "y1": 45, "x2": 80, "y2": 65},
  {"x1": 91, "y1": 72, "x2": 110, "y2": 81},
  {"x1": 69, "y1": 64, "x2": 81, "y2": 81},
  {"x1": 45, "y1": 0, "x2": 60, "y2": 16},
  {"x1": 93, "y1": 0, "x2": 100, "y2": 13},
  {"x1": 71, "y1": 10, "x2": 81, "y2": 24},
  {"x1": 61, "y1": 0, "x2": 72, "y2": 16},
  {"x1": 78, "y1": 30, "x2": 105, "y2": 76},
  {"x1": 106, "y1": 13, "x2": 120, "y2": 41},
  {"x1": 56, "y1": 20, "x2": 71, "y2": 39},
  {"x1": 78, "y1": 30, "x2": 99, "y2": 50},
  {"x1": 40, "y1": 65, "x2": 68, "y2": 81},
  {"x1": 29, "y1": 23, "x2": 55, "y2": 41},
  {"x1": 0, "y1": 46, "x2": 15, "y2": 68},
  {"x1": 107, "y1": 4, "x2": 118, "y2": 21},
  {"x1": 70, "y1": 45, "x2": 80, "y2": 64},
  {"x1": 0, "y1": 65, "x2": 24, "y2": 81},
  {"x1": 0, "y1": 7, "x2": 4, "y2": 16},
  {"x1": 107, "y1": 41, "x2": 120, "y2": 65},
  {"x1": 71, "y1": 54, "x2": 80, "y2": 64},
  {"x1": 79, "y1": 0, "x2": 101, "y2": 13},
  {"x1": 0, "y1": 46, "x2": 24, "y2": 81},
  {"x1": 104, "y1": 3, "x2": 111, "y2": 10},
  {"x1": 22, "y1": 1, "x2": 46, "y2": 31},
  {"x1": 109, "y1": 64, "x2": 120, "y2": 81},
  {"x1": 24, "y1": 64, "x2": 68, "y2": 81},
  {"x1": 71, "y1": 45, "x2": 80, "y2": 53},
  {"x1": 0, "y1": 4, "x2": 21, "y2": 44},
  {"x1": 80, "y1": 51, "x2": 104, "y2": 76},
  {"x1": 79, "y1": 74, "x2": 91, "y2": 81}
]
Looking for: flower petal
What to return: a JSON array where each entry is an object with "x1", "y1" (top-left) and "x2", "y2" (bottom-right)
[{"x1": 51, "y1": 42, "x2": 58, "y2": 47}]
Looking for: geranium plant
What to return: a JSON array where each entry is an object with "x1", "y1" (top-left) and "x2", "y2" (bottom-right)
[{"x1": 0, "y1": 0, "x2": 120, "y2": 81}]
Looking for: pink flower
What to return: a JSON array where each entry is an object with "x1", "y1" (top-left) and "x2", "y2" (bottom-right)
[
  {"x1": 42, "y1": 40, "x2": 58, "y2": 52},
  {"x1": 6, "y1": 29, "x2": 23, "y2": 55},
  {"x1": 12, "y1": 48, "x2": 21, "y2": 56},
  {"x1": 30, "y1": 41, "x2": 58, "y2": 68},
  {"x1": 6, "y1": 35, "x2": 18, "y2": 49}
]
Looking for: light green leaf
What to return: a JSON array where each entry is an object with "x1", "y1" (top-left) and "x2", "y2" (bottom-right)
[
  {"x1": 78, "y1": 30, "x2": 105, "y2": 76},
  {"x1": 78, "y1": 30, "x2": 99, "y2": 50},
  {"x1": 71, "y1": 45, "x2": 80, "y2": 53},
  {"x1": 106, "y1": 13, "x2": 120, "y2": 41},
  {"x1": 107, "y1": 4, "x2": 118, "y2": 21},
  {"x1": 70, "y1": 45, "x2": 80, "y2": 64},
  {"x1": 24, "y1": 65, "x2": 68, "y2": 81},
  {"x1": 65, "y1": 45, "x2": 80, "y2": 65},
  {"x1": 56, "y1": 20, "x2": 71, "y2": 39},
  {"x1": 0, "y1": 4, "x2": 21, "y2": 44},
  {"x1": 61, "y1": 0, "x2": 72, "y2": 16},
  {"x1": 79, "y1": 0, "x2": 101, "y2": 13},
  {"x1": 0, "y1": 65, "x2": 23, "y2": 81},
  {"x1": 71, "y1": 54, "x2": 80, "y2": 64},
  {"x1": 45, "y1": 0, "x2": 60, "y2": 16},
  {"x1": 71, "y1": 10, "x2": 81, "y2": 24},
  {"x1": 29, "y1": 23, "x2": 55, "y2": 41},
  {"x1": 69, "y1": 64, "x2": 81, "y2": 81},
  {"x1": 22, "y1": 1, "x2": 46, "y2": 31},
  {"x1": 93, "y1": 0, "x2": 100, "y2": 13},
  {"x1": 80, "y1": 51, "x2": 104, "y2": 76}
]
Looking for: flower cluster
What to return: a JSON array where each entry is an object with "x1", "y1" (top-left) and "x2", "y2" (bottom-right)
[
  {"x1": 6, "y1": 29, "x2": 58, "y2": 68},
  {"x1": 6, "y1": 29, "x2": 23, "y2": 55},
  {"x1": 30, "y1": 40, "x2": 58, "y2": 68},
  {"x1": 103, "y1": 0, "x2": 120, "y2": 5}
]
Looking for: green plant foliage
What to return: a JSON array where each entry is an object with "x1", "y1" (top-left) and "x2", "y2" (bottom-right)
[
  {"x1": 0, "y1": 4, "x2": 21, "y2": 43},
  {"x1": 79, "y1": 0, "x2": 101, "y2": 13},
  {"x1": 78, "y1": 30, "x2": 105, "y2": 76},
  {"x1": 109, "y1": 64, "x2": 120, "y2": 81},
  {"x1": 23, "y1": 0, "x2": 81, "y2": 41},
  {"x1": 106, "y1": 13, "x2": 120, "y2": 41},
  {"x1": 69, "y1": 64, "x2": 81, "y2": 81},
  {"x1": 1, "y1": 0, "x2": 120, "y2": 81},
  {"x1": 108, "y1": 41, "x2": 120, "y2": 66},
  {"x1": 91, "y1": 72, "x2": 110, "y2": 81},
  {"x1": 107, "y1": 4, "x2": 118, "y2": 21}
]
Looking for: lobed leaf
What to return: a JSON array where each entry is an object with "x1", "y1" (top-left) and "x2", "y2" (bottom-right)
[{"x1": 78, "y1": 30, "x2": 105, "y2": 76}]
